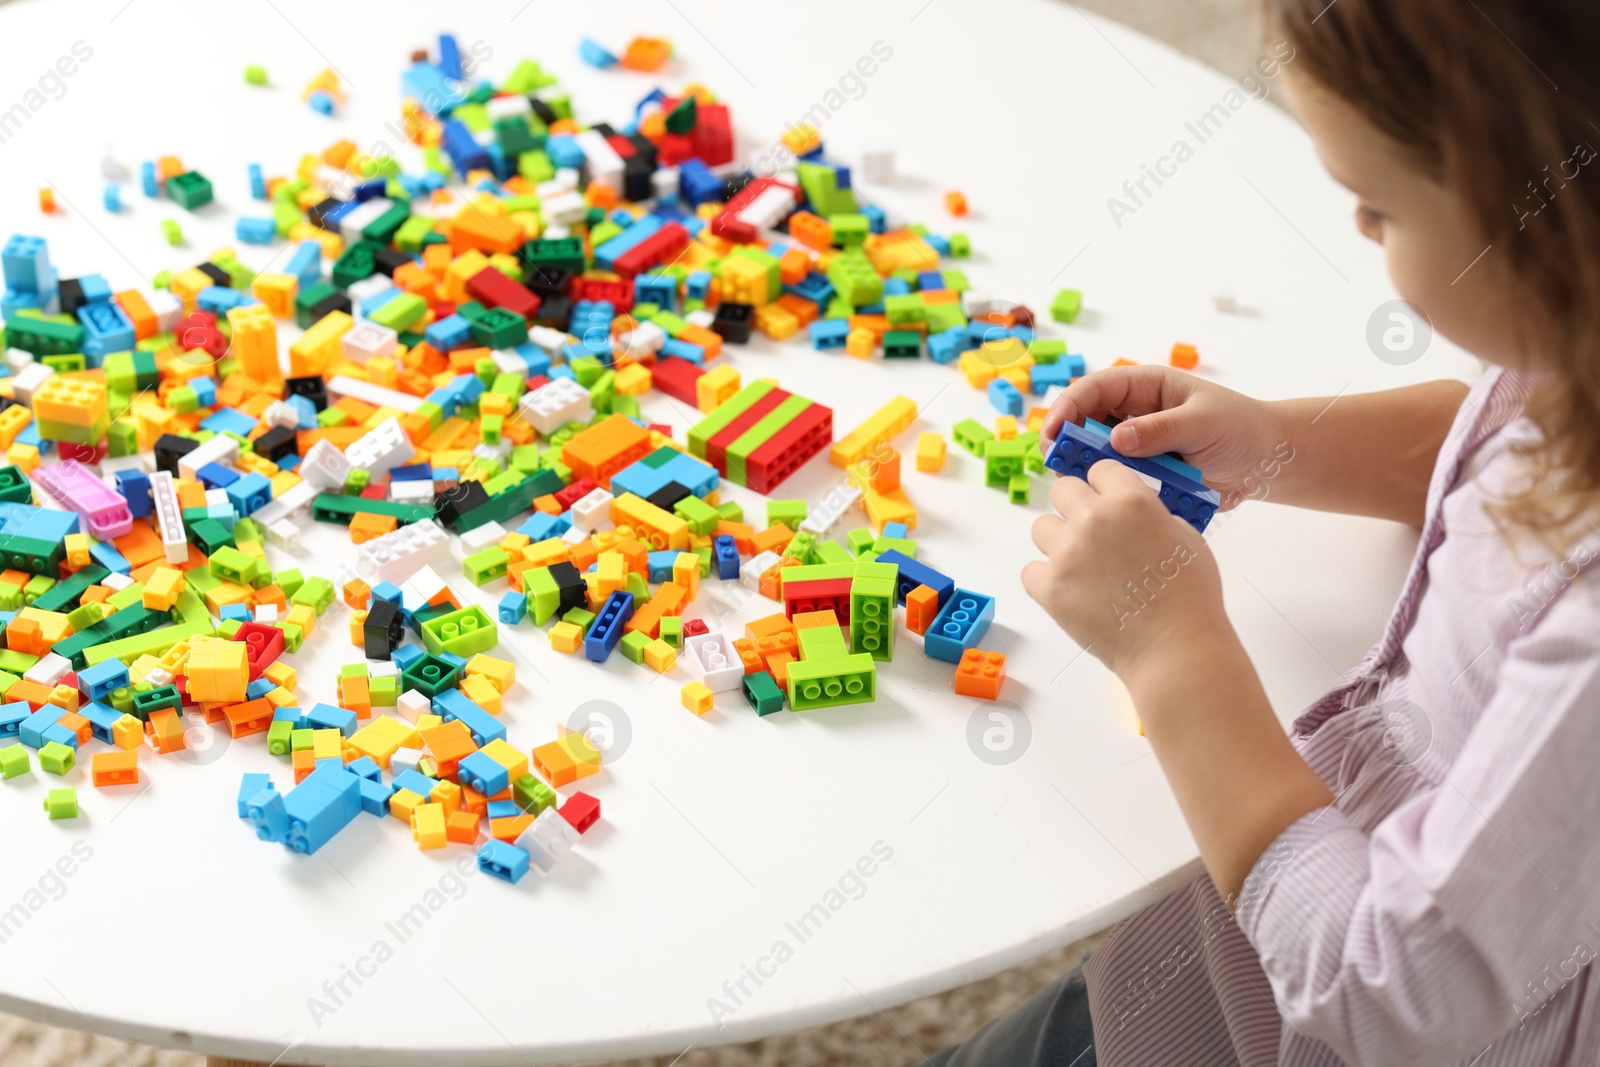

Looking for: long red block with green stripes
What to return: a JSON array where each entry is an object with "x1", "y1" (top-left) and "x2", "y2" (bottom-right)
[{"x1": 687, "y1": 381, "x2": 833, "y2": 494}]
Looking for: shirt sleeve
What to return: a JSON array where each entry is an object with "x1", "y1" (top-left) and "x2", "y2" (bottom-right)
[{"x1": 1236, "y1": 577, "x2": 1600, "y2": 1067}]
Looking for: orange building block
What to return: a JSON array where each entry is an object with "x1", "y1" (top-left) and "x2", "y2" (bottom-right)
[
  {"x1": 905, "y1": 584, "x2": 940, "y2": 636},
  {"x1": 92, "y1": 749, "x2": 140, "y2": 787},
  {"x1": 146, "y1": 708, "x2": 187, "y2": 753},
  {"x1": 561, "y1": 413, "x2": 652, "y2": 489},
  {"x1": 1170, "y1": 342, "x2": 1199, "y2": 370},
  {"x1": 944, "y1": 190, "x2": 968, "y2": 216},
  {"x1": 621, "y1": 36, "x2": 671, "y2": 71},
  {"x1": 531, "y1": 733, "x2": 601, "y2": 787},
  {"x1": 349, "y1": 512, "x2": 398, "y2": 544},
  {"x1": 953, "y1": 650, "x2": 1006, "y2": 700}
]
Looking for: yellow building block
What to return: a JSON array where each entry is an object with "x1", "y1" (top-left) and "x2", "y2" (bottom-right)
[
  {"x1": 227, "y1": 303, "x2": 281, "y2": 383},
  {"x1": 672, "y1": 552, "x2": 700, "y2": 601},
  {"x1": 459, "y1": 672, "x2": 502, "y2": 716},
  {"x1": 753, "y1": 303, "x2": 799, "y2": 340},
  {"x1": 263, "y1": 660, "x2": 297, "y2": 692},
  {"x1": 643, "y1": 638, "x2": 676, "y2": 674},
  {"x1": 169, "y1": 267, "x2": 215, "y2": 310},
  {"x1": 252, "y1": 272, "x2": 299, "y2": 318},
  {"x1": 915, "y1": 432, "x2": 946, "y2": 473},
  {"x1": 465, "y1": 654, "x2": 514, "y2": 694},
  {"x1": 531, "y1": 733, "x2": 601, "y2": 787},
  {"x1": 111, "y1": 713, "x2": 143, "y2": 750},
  {"x1": 611, "y1": 493, "x2": 689, "y2": 551},
  {"x1": 412, "y1": 802, "x2": 448, "y2": 849},
  {"x1": 846, "y1": 328, "x2": 875, "y2": 360},
  {"x1": 390, "y1": 788, "x2": 425, "y2": 824},
  {"x1": 288, "y1": 310, "x2": 354, "y2": 377},
  {"x1": 349, "y1": 714, "x2": 417, "y2": 770},
  {"x1": 143, "y1": 566, "x2": 185, "y2": 611},
  {"x1": 994, "y1": 415, "x2": 1017, "y2": 441},
  {"x1": 443, "y1": 249, "x2": 491, "y2": 302},
  {"x1": 33, "y1": 375, "x2": 107, "y2": 428},
  {"x1": 696, "y1": 364, "x2": 741, "y2": 413},
  {"x1": 478, "y1": 737, "x2": 528, "y2": 779},
  {"x1": 311, "y1": 729, "x2": 343, "y2": 760},
  {"x1": 830, "y1": 396, "x2": 917, "y2": 468},
  {"x1": 185, "y1": 640, "x2": 249, "y2": 705},
  {"x1": 680, "y1": 681, "x2": 713, "y2": 716},
  {"x1": 549, "y1": 621, "x2": 583, "y2": 653},
  {"x1": 64, "y1": 533, "x2": 91, "y2": 568},
  {"x1": 613, "y1": 362, "x2": 652, "y2": 396}
]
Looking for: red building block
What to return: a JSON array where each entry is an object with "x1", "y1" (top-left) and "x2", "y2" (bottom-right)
[
  {"x1": 465, "y1": 267, "x2": 541, "y2": 320},
  {"x1": 559, "y1": 791, "x2": 601, "y2": 833},
  {"x1": 651, "y1": 356, "x2": 704, "y2": 406},
  {"x1": 233, "y1": 621, "x2": 287, "y2": 680},
  {"x1": 783, "y1": 577, "x2": 853, "y2": 623},
  {"x1": 744, "y1": 401, "x2": 833, "y2": 493}
]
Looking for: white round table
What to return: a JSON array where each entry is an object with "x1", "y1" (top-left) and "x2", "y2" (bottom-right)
[{"x1": 0, "y1": 0, "x2": 1478, "y2": 1063}]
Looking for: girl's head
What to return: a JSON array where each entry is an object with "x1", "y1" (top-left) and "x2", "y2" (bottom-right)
[{"x1": 1268, "y1": 0, "x2": 1600, "y2": 538}]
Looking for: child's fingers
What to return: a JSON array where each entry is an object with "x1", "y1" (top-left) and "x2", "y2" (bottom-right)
[
  {"x1": 1047, "y1": 470, "x2": 1098, "y2": 517},
  {"x1": 1040, "y1": 366, "x2": 1184, "y2": 449},
  {"x1": 1106, "y1": 406, "x2": 1194, "y2": 458},
  {"x1": 1086, "y1": 457, "x2": 1150, "y2": 496},
  {"x1": 1030, "y1": 513, "x2": 1071, "y2": 557}
]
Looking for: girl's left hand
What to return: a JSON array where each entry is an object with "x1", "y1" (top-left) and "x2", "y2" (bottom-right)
[{"x1": 1022, "y1": 460, "x2": 1227, "y2": 680}]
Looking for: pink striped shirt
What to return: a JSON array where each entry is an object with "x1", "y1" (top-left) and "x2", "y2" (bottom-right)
[{"x1": 1084, "y1": 367, "x2": 1600, "y2": 1065}]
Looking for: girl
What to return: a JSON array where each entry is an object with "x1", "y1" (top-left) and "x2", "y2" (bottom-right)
[{"x1": 932, "y1": 0, "x2": 1600, "y2": 1064}]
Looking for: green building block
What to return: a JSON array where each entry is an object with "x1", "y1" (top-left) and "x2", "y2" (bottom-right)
[
  {"x1": 267, "y1": 720, "x2": 294, "y2": 756},
  {"x1": 0, "y1": 744, "x2": 29, "y2": 779},
  {"x1": 883, "y1": 331, "x2": 921, "y2": 359},
  {"x1": 742, "y1": 670, "x2": 786, "y2": 716},
  {"x1": 825, "y1": 248, "x2": 882, "y2": 306},
  {"x1": 463, "y1": 546, "x2": 511, "y2": 586},
  {"x1": 209, "y1": 545, "x2": 260, "y2": 585},
  {"x1": 167, "y1": 171, "x2": 214, "y2": 210},
  {"x1": 766, "y1": 500, "x2": 807, "y2": 531},
  {"x1": 1008, "y1": 472, "x2": 1032, "y2": 505},
  {"x1": 659, "y1": 616, "x2": 682, "y2": 648},
  {"x1": 1050, "y1": 288, "x2": 1083, "y2": 324},
  {"x1": 38, "y1": 741, "x2": 75, "y2": 776},
  {"x1": 401, "y1": 654, "x2": 464, "y2": 698},
  {"x1": 673, "y1": 494, "x2": 720, "y2": 536},
  {"x1": 850, "y1": 561, "x2": 897, "y2": 661},
  {"x1": 43, "y1": 787, "x2": 78, "y2": 819},
  {"x1": 292, "y1": 576, "x2": 335, "y2": 614},
  {"x1": 1028, "y1": 338, "x2": 1065, "y2": 364},
  {"x1": 512, "y1": 772, "x2": 556, "y2": 815},
  {"x1": 419, "y1": 605, "x2": 498, "y2": 658},
  {"x1": 369, "y1": 292, "x2": 428, "y2": 332},
  {"x1": 332, "y1": 240, "x2": 385, "y2": 288},
  {"x1": 619, "y1": 630, "x2": 651, "y2": 665},
  {"x1": 845, "y1": 527, "x2": 876, "y2": 557},
  {"x1": 524, "y1": 567, "x2": 561, "y2": 625},
  {"x1": 787, "y1": 653, "x2": 876, "y2": 710},
  {"x1": 953, "y1": 418, "x2": 996, "y2": 457},
  {"x1": 984, "y1": 439, "x2": 1028, "y2": 486},
  {"x1": 244, "y1": 64, "x2": 268, "y2": 86},
  {"x1": 563, "y1": 606, "x2": 596, "y2": 630}
]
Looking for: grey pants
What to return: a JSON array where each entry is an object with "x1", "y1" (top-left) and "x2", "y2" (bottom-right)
[{"x1": 925, "y1": 963, "x2": 1097, "y2": 1067}]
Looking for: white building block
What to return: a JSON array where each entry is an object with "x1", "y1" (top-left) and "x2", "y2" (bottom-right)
[
  {"x1": 345, "y1": 417, "x2": 415, "y2": 474},
  {"x1": 265, "y1": 518, "x2": 302, "y2": 551},
  {"x1": 261, "y1": 400, "x2": 300, "y2": 429},
  {"x1": 518, "y1": 377, "x2": 593, "y2": 434},
  {"x1": 297, "y1": 439, "x2": 353, "y2": 490},
  {"x1": 859, "y1": 146, "x2": 895, "y2": 184},
  {"x1": 149, "y1": 470, "x2": 188, "y2": 564},
  {"x1": 685, "y1": 308, "x2": 715, "y2": 329},
  {"x1": 146, "y1": 289, "x2": 182, "y2": 333},
  {"x1": 574, "y1": 129, "x2": 624, "y2": 196},
  {"x1": 459, "y1": 521, "x2": 508, "y2": 554},
  {"x1": 651, "y1": 167, "x2": 679, "y2": 202},
  {"x1": 685, "y1": 632, "x2": 743, "y2": 692},
  {"x1": 341, "y1": 320, "x2": 399, "y2": 364},
  {"x1": 526, "y1": 325, "x2": 572, "y2": 357},
  {"x1": 338, "y1": 200, "x2": 394, "y2": 246},
  {"x1": 616, "y1": 321, "x2": 666, "y2": 359},
  {"x1": 570, "y1": 488, "x2": 613, "y2": 533},
  {"x1": 325, "y1": 374, "x2": 425, "y2": 413},
  {"x1": 740, "y1": 550, "x2": 782, "y2": 594},
  {"x1": 515, "y1": 807, "x2": 581, "y2": 876},
  {"x1": 542, "y1": 190, "x2": 588, "y2": 227},
  {"x1": 356, "y1": 518, "x2": 452, "y2": 584},
  {"x1": 24, "y1": 653, "x2": 70, "y2": 686},
  {"x1": 799, "y1": 484, "x2": 862, "y2": 536},
  {"x1": 252, "y1": 480, "x2": 317, "y2": 526},
  {"x1": 10, "y1": 362, "x2": 54, "y2": 406},
  {"x1": 176, "y1": 434, "x2": 241, "y2": 481},
  {"x1": 390, "y1": 478, "x2": 436, "y2": 503}
]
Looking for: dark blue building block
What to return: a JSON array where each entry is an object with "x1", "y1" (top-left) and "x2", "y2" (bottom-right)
[
  {"x1": 584, "y1": 590, "x2": 634, "y2": 662},
  {"x1": 713, "y1": 534, "x2": 740, "y2": 580},
  {"x1": 115, "y1": 470, "x2": 152, "y2": 518},
  {"x1": 923, "y1": 588, "x2": 996, "y2": 663},
  {"x1": 1043, "y1": 419, "x2": 1221, "y2": 533},
  {"x1": 872, "y1": 549, "x2": 954, "y2": 608},
  {"x1": 441, "y1": 118, "x2": 490, "y2": 174}
]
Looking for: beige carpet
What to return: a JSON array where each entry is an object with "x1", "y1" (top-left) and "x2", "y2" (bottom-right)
[{"x1": 0, "y1": 1, "x2": 1259, "y2": 1063}]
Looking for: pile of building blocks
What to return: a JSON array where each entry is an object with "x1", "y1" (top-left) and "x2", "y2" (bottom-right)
[{"x1": 0, "y1": 29, "x2": 1066, "y2": 879}]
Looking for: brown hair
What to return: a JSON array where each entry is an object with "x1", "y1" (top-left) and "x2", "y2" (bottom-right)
[{"x1": 1269, "y1": 0, "x2": 1600, "y2": 544}]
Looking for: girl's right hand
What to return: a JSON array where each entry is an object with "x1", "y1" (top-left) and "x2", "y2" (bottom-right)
[{"x1": 1039, "y1": 366, "x2": 1290, "y2": 510}]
